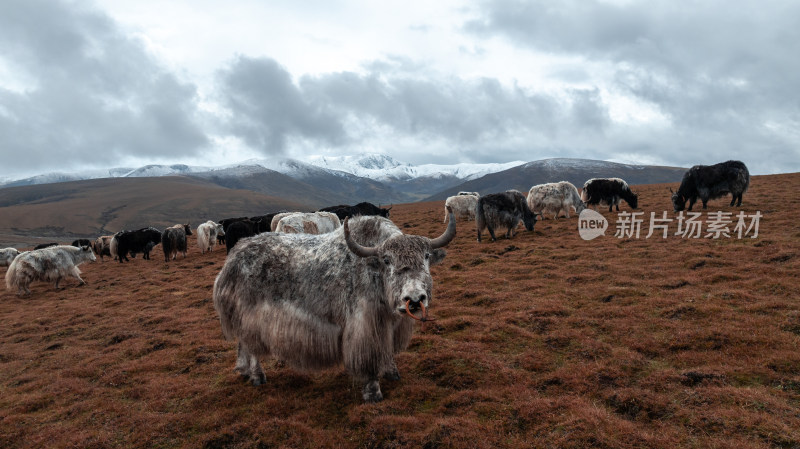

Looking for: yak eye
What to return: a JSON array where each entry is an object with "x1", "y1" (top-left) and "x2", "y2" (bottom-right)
[
  {"x1": 424, "y1": 252, "x2": 430, "y2": 260},
  {"x1": 383, "y1": 257, "x2": 391, "y2": 265}
]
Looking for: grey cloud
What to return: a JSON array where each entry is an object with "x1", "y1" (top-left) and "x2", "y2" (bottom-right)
[
  {"x1": 217, "y1": 57, "x2": 347, "y2": 154},
  {"x1": 467, "y1": 0, "x2": 800, "y2": 173},
  {"x1": 220, "y1": 56, "x2": 611, "y2": 161},
  {"x1": 0, "y1": 0, "x2": 207, "y2": 175}
]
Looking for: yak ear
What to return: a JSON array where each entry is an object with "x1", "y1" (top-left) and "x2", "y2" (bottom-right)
[{"x1": 429, "y1": 248, "x2": 447, "y2": 266}]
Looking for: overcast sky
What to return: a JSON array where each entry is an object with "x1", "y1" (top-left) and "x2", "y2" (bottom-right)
[{"x1": 1, "y1": 0, "x2": 798, "y2": 178}]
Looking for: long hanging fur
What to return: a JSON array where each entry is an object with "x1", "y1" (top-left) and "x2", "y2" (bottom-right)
[
  {"x1": 212, "y1": 214, "x2": 453, "y2": 402},
  {"x1": 5, "y1": 245, "x2": 95, "y2": 295}
]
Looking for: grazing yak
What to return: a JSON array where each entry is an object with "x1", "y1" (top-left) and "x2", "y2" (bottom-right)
[
  {"x1": 527, "y1": 181, "x2": 586, "y2": 219},
  {"x1": 225, "y1": 220, "x2": 257, "y2": 254},
  {"x1": 444, "y1": 193, "x2": 479, "y2": 222},
  {"x1": 34, "y1": 243, "x2": 58, "y2": 250},
  {"x1": 671, "y1": 160, "x2": 750, "y2": 211},
  {"x1": 5, "y1": 245, "x2": 96, "y2": 296},
  {"x1": 213, "y1": 210, "x2": 457, "y2": 403},
  {"x1": 275, "y1": 212, "x2": 341, "y2": 234},
  {"x1": 71, "y1": 239, "x2": 92, "y2": 247},
  {"x1": 249, "y1": 214, "x2": 277, "y2": 234},
  {"x1": 1, "y1": 248, "x2": 21, "y2": 267},
  {"x1": 581, "y1": 178, "x2": 639, "y2": 212},
  {"x1": 476, "y1": 190, "x2": 538, "y2": 242},
  {"x1": 162, "y1": 224, "x2": 192, "y2": 262},
  {"x1": 197, "y1": 221, "x2": 226, "y2": 253},
  {"x1": 218, "y1": 216, "x2": 249, "y2": 245},
  {"x1": 115, "y1": 227, "x2": 162, "y2": 262},
  {"x1": 92, "y1": 235, "x2": 114, "y2": 261},
  {"x1": 319, "y1": 202, "x2": 392, "y2": 221},
  {"x1": 219, "y1": 215, "x2": 273, "y2": 236},
  {"x1": 270, "y1": 212, "x2": 296, "y2": 232}
]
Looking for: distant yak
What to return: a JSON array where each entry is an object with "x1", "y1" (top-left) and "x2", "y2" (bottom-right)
[
  {"x1": 444, "y1": 193, "x2": 479, "y2": 222},
  {"x1": 162, "y1": 224, "x2": 192, "y2": 262},
  {"x1": 197, "y1": 221, "x2": 225, "y2": 254},
  {"x1": 527, "y1": 181, "x2": 585, "y2": 219},
  {"x1": 671, "y1": 160, "x2": 750, "y2": 211},
  {"x1": 476, "y1": 190, "x2": 538, "y2": 242},
  {"x1": 0, "y1": 247, "x2": 21, "y2": 267},
  {"x1": 319, "y1": 202, "x2": 392, "y2": 221},
  {"x1": 5, "y1": 245, "x2": 96, "y2": 296},
  {"x1": 581, "y1": 178, "x2": 638, "y2": 212}
]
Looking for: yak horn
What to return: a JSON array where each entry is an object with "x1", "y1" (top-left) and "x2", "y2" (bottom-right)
[
  {"x1": 343, "y1": 218, "x2": 379, "y2": 257},
  {"x1": 669, "y1": 187, "x2": 674, "y2": 193},
  {"x1": 429, "y1": 206, "x2": 457, "y2": 249}
]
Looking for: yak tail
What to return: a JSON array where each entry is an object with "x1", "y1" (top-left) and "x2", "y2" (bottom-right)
[
  {"x1": 742, "y1": 165, "x2": 751, "y2": 193},
  {"x1": 212, "y1": 273, "x2": 237, "y2": 341},
  {"x1": 475, "y1": 197, "x2": 487, "y2": 230},
  {"x1": 5, "y1": 257, "x2": 19, "y2": 290}
]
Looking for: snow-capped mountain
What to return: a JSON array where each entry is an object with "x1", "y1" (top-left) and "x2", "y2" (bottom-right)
[
  {"x1": 0, "y1": 155, "x2": 687, "y2": 205},
  {"x1": 305, "y1": 153, "x2": 525, "y2": 182},
  {"x1": 121, "y1": 164, "x2": 213, "y2": 178}
]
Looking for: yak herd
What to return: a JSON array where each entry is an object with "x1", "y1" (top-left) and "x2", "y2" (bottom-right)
[{"x1": 1, "y1": 160, "x2": 751, "y2": 402}]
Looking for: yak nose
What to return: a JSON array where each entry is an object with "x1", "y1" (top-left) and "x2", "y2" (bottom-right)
[{"x1": 403, "y1": 293, "x2": 427, "y2": 304}]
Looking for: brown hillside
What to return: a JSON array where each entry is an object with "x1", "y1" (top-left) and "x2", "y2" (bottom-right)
[
  {"x1": 0, "y1": 176, "x2": 309, "y2": 247},
  {"x1": 1, "y1": 173, "x2": 799, "y2": 448}
]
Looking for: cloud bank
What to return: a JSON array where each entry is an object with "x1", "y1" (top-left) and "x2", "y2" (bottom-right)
[{"x1": 1, "y1": 0, "x2": 798, "y2": 177}]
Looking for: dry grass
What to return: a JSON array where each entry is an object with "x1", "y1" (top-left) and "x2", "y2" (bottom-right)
[{"x1": 1, "y1": 173, "x2": 799, "y2": 448}]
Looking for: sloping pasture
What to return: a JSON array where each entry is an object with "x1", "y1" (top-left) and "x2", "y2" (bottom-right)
[{"x1": 1, "y1": 174, "x2": 798, "y2": 448}]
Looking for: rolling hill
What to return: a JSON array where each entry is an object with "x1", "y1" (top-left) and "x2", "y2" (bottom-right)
[
  {"x1": 0, "y1": 157, "x2": 692, "y2": 247},
  {"x1": 424, "y1": 158, "x2": 689, "y2": 201},
  {"x1": 0, "y1": 176, "x2": 307, "y2": 247}
]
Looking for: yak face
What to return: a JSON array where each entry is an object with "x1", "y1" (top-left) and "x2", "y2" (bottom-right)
[
  {"x1": 183, "y1": 224, "x2": 193, "y2": 236},
  {"x1": 671, "y1": 191, "x2": 686, "y2": 212},
  {"x1": 344, "y1": 212, "x2": 456, "y2": 317},
  {"x1": 80, "y1": 245, "x2": 97, "y2": 262},
  {"x1": 216, "y1": 223, "x2": 225, "y2": 237},
  {"x1": 367, "y1": 235, "x2": 446, "y2": 315},
  {"x1": 628, "y1": 192, "x2": 639, "y2": 210},
  {"x1": 521, "y1": 207, "x2": 537, "y2": 231}
]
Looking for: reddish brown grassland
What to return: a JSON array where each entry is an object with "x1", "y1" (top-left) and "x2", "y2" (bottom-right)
[{"x1": 1, "y1": 174, "x2": 799, "y2": 448}]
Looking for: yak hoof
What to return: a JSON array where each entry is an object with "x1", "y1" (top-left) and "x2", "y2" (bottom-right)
[
  {"x1": 362, "y1": 380, "x2": 383, "y2": 403},
  {"x1": 251, "y1": 374, "x2": 266, "y2": 386}
]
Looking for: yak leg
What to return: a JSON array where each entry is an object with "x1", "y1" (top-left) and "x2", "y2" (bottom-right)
[
  {"x1": 72, "y1": 268, "x2": 87, "y2": 286},
  {"x1": 737, "y1": 193, "x2": 743, "y2": 207},
  {"x1": 54, "y1": 276, "x2": 62, "y2": 290},
  {"x1": 235, "y1": 342, "x2": 266, "y2": 386},
  {"x1": 383, "y1": 359, "x2": 401, "y2": 381},
  {"x1": 730, "y1": 194, "x2": 736, "y2": 207},
  {"x1": 487, "y1": 224, "x2": 497, "y2": 242},
  {"x1": 362, "y1": 378, "x2": 383, "y2": 403}
]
